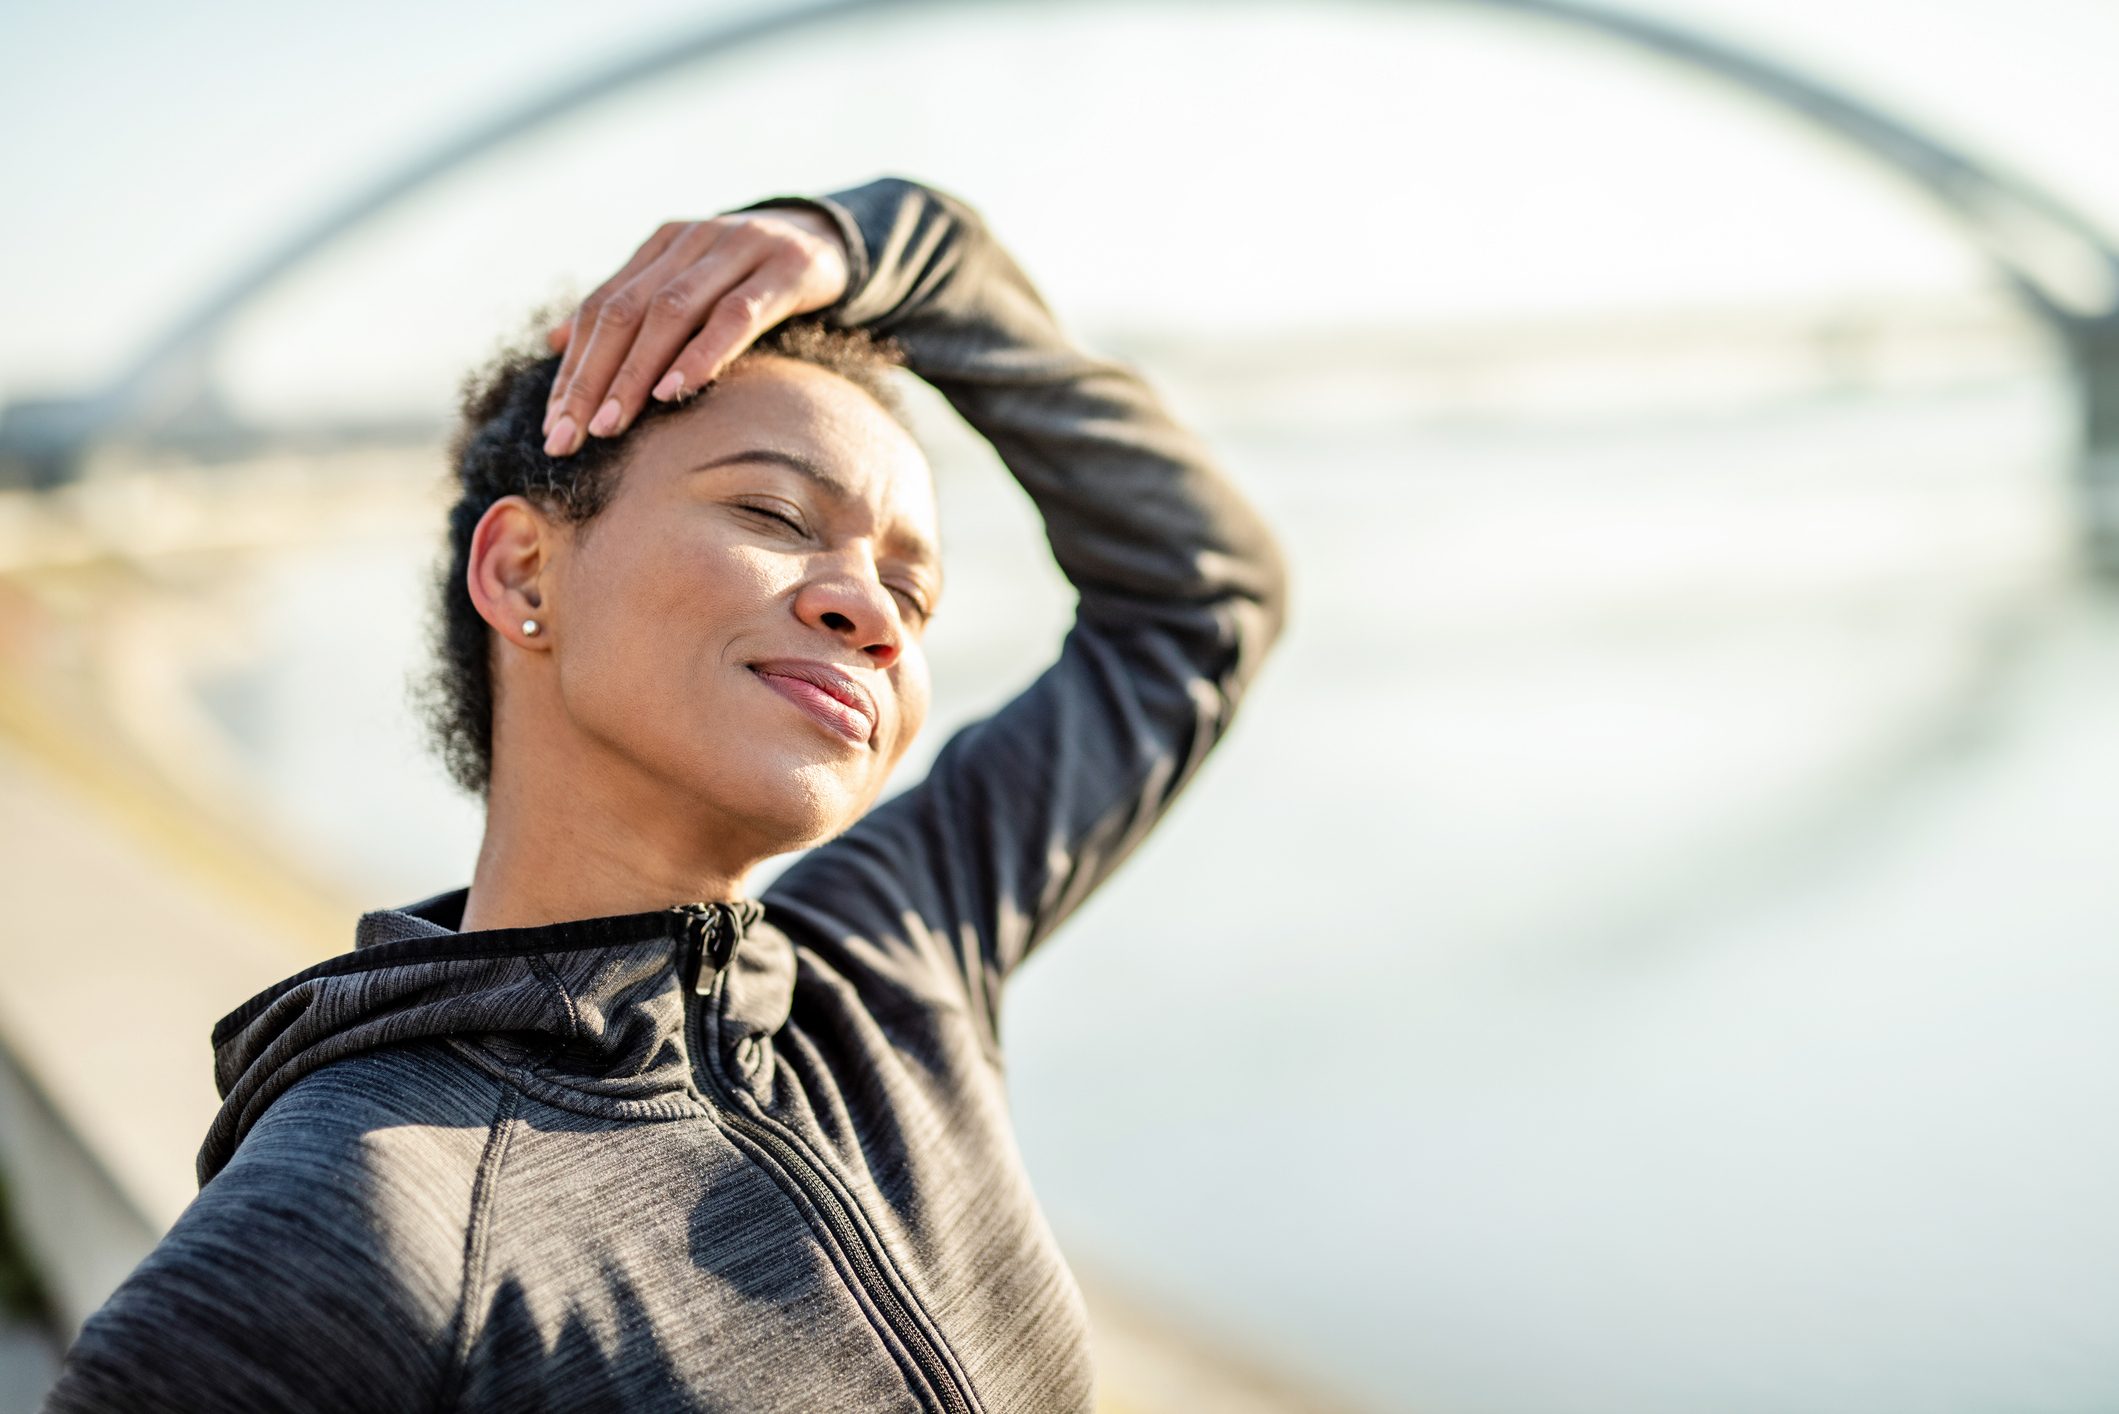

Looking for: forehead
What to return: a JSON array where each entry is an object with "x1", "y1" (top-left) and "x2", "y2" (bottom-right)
[{"x1": 639, "y1": 356, "x2": 937, "y2": 553}]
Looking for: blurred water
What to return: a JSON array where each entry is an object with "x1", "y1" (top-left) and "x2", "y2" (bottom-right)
[{"x1": 148, "y1": 371, "x2": 2119, "y2": 1411}]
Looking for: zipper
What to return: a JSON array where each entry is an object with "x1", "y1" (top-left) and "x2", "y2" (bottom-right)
[
  {"x1": 673, "y1": 901, "x2": 741, "y2": 994},
  {"x1": 669, "y1": 902, "x2": 978, "y2": 1414}
]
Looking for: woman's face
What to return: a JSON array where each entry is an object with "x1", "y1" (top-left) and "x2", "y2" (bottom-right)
[{"x1": 539, "y1": 355, "x2": 939, "y2": 855}]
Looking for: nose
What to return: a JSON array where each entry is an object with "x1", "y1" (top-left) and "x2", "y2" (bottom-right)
[{"x1": 792, "y1": 555, "x2": 902, "y2": 669}]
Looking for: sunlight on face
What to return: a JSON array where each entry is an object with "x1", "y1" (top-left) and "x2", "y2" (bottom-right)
[{"x1": 546, "y1": 356, "x2": 939, "y2": 854}]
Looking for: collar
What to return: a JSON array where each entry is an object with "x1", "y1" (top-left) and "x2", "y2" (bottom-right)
[{"x1": 199, "y1": 887, "x2": 797, "y2": 1186}]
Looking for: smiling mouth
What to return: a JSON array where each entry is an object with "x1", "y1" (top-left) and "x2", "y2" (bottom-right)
[{"x1": 747, "y1": 661, "x2": 877, "y2": 745}]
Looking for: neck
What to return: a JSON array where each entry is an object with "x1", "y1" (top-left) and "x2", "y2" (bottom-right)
[{"x1": 460, "y1": 728, "x2": 761, "y2": 935}]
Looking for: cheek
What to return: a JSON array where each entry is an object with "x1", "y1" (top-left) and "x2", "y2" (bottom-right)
[
  {"x1": 556, "y1": 517, "x2": 795, "y2": 748},
  {"x1": 888, "y1": 651, "x2": 933, "y2": 756},
  {"x1": 575, "y1": 520, "x2": 785, "y2": 653}
]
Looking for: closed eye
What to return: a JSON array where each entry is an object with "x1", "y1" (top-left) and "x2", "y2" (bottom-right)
[
  {"x1": 739, "y1": 503, "x2": 806, "y2": 535},
  {"x1": 889, "y1": 586, "x2": 931, "y2": 624}
]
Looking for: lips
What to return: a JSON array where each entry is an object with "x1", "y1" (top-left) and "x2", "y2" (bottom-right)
[{"x1": 748, "y1": 659, "x2": 879, "y2": 745}]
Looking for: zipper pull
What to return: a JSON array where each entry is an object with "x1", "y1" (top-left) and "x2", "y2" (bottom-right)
[{"x1": 674, "y1": 902, "x2": 739, "y2": 995}]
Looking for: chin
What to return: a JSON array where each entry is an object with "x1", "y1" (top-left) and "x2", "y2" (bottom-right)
[{"x1": 708, "y1": 752, "x2": 880, "y2": 855}]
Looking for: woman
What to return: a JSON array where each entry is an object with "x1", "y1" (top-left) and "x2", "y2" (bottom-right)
[{"x1": 47, "y1": 175, "x2": 1288, "y2": 1413}]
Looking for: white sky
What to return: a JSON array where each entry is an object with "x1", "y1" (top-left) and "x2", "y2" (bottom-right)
[{"x1": 5, "y1": 0, "x2": 2118, "y2": 414}]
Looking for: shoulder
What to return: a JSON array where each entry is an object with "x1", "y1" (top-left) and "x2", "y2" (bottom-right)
[
  {"x1": 244, "y1": 1042, "x2": 510, "y2": 1181},
  {"x1": 231, "y1": 1043, "x2": 503, "y2": 1237},
  {"x1": 47, "y1": 1047, "x2": 500, "y2": 1413}
]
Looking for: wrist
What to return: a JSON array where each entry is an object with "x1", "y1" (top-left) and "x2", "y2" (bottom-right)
[
  {"x1": 732, "y1": 194, "x2": 869, "y2": 324},
  {"x1": 766, "y1": 205, "x2": 841, "y2": 258}
]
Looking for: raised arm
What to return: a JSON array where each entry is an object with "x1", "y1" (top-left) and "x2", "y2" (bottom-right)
[{"x1": 751, "y1": 178, "x2": 1289, "y2": 1044}]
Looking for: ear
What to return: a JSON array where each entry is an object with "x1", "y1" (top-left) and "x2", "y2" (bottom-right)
[{"x1": 468, "y1": 495, "x2": 559, "y2": 650}]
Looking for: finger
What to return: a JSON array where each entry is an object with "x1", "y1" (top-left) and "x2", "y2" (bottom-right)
[
  {"x1": 543, "y1": 221, "x2": 690, "y2": 437},
  {"x1": 543, "y1": 223, "x2": 746, "y2": 451},
  {"x1": 661, "y1": 261, "x2": 807, "y2": 401},
  {"x1": 546, "y1": 322, "x2": 571, "y2": 351},
  {"x1": 589, "y1": 241, "x2": 782, "y2": 439},
  {"x1": 542, "y1": 252, "x2": 715, "y2": 454}
]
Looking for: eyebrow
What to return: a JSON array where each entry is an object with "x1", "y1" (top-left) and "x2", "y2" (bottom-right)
[
  {"x1": 691, "y1": 448, "x2": 941, "y2": 573},
  {"x1": 691, "y1": 448, "x2": 858, "y2": 499}
]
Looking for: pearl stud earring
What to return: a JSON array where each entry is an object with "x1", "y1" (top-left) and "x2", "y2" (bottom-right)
[{"x1": 522, "y1": 618, "x2": 542, "y2": 637}]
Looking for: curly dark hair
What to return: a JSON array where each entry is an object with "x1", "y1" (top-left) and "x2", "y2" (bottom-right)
[{"x1": 419, "y1": 314, "x2": 911, "y2": 797}]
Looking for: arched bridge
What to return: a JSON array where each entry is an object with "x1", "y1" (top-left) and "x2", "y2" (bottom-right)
[{"x1": 7, "y1": 0, "x2": 2119, "y2": 566}]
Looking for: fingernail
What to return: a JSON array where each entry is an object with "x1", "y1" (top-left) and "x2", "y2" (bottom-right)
[
  {"x1": 653, "y1": 370, "x2": 684, "y2": 401},
  {"x1": 544, "y1": 415, "x2": 578, "y2": 457},
  {"x1": 588, "y1": 397, "x2": 622, "y2": 437}
]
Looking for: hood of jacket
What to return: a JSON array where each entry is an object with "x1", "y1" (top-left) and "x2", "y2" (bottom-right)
[{"x1": 197, "y1": 887, "x2": 791, "y2": 1186}]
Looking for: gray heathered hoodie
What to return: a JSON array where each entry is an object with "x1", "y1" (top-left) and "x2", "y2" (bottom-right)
[{"x1": 44, "y1": 175, "x2": 1288, "y2": 1414}]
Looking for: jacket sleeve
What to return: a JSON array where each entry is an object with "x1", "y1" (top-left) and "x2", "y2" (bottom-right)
[
  {"x1": 41, "y1": 1121, "x2": 457, "y2": 1413},
  {"x1": 749, "y1": 177, "x2": 1289, "y2": 1049}
]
